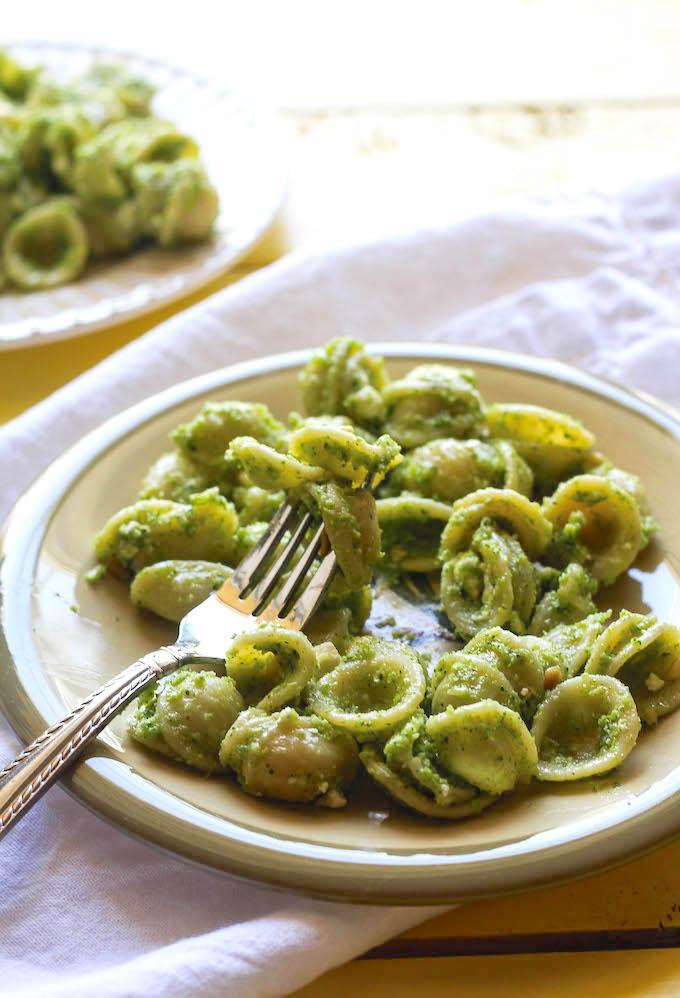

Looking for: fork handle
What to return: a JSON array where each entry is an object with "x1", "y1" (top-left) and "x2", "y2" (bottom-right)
[{"x1": 0, "y1": 644, "x2": 190, "y2": 840}]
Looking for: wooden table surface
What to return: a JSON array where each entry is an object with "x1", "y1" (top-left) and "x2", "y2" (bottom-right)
[{"x1": 4, "y1": 88, "x2": 680, "y2": 996}]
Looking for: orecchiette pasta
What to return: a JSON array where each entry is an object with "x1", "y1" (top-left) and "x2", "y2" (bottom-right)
[
  {"x1": 2, "y1": 197, "x2": 88, "y2": 289},
  {"x1": 529, "y1": 562, "x2": 599, "y2": 634},
  {"x1": 426, "y1": 701, "x2": 538, "y2": 795},
  {"x1": 173, "y1": 401, "x2": 286, "y2": 473},
  {"x1": 306, "y1": 482, "x2": 380, "y2": 588},
  {"x1": 360, "y1": 709, "x2": 496, "y2": 818},
  {"x1": 307, "y1": 636, "x2": 426, "y2": 739},
  {"x1": 130, "y1": 560, "x2": 231, "y2": 623},
  {"x1": 129, "y1": 669, "x2": 243, "y2": 773},
  {"x1": 542, "y1": 611, "x2": 611, "y2": 679},
  {"x1": 462, "y1": 627, "x2": 552, "y2": 721},
  {"x1": 289, "y1": 423, "x2": 401, "y2": 487},
  {"x1": 137, "y1": 451, "x2": 214, "y2": 502},
  {"x1": 377, "y1": 496, "x2": 452, "y2": 573},
  {"x1": 360, "y1": 745, "x2": 495, "y2": 819},
  {"x1": 584, "y1": 611, "x2": 680, "y2": 724},
  {"x1": 384, "y1": 364, "x2": 485, "y2": 449},
  {"x1": 220, "y1": 708, "x2": 359, "y2": 807},
  {"x1": 531, "y1": 674, "x2": 640, "y2": 780},
  {"x1": 232, "y1": 485, "x2": 285, "y2": 526},
  {"x1": 227, "y1": 436, "x2": 326, "y2": 490},
  {"x1": 590, "y1": 461, "x2": 658, "y2": 544},
  {"x1": 544, "y1": 474, "x2": 644, "y2": 584},
  {"x1": 429, "y1": 653, "x2": 522, "y2": 715},
  {"x1": 440, "y1": 519, "x2": 537, "y2": 640},
  {"x1": 88, "y1": 336, "x2": 674, "y2": 822},
  {"x1": 485, "y1": 403, "x2": 596, "y2": 450},
  {"x1": 440, "y1": 487, "x2": 553, "y2": 561},
  {"x1": 485, "y1": 402, "x2": 596, "y2": 493},
  {"x1": 300, "y1": 337, "x2": 389, "y2": 429},
  {"x1": 0, "y1": 51, "x2": 219, "y2": 290},
  {"x1": 225, "y1": 626, "x2": 317, "y2": 714},
  {"x1": 94, "y1": 489, "x2": 239, "y2": 575},
  {"x1": 385, "y1": 437, "x2": 533, "y2": 504}
]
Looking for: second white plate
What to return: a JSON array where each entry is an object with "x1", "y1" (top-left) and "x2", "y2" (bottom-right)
[{"x1": 0, "y1": 42, "x2": 287, "y2": 349}]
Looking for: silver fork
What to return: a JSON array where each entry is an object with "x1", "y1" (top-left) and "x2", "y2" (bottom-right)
[{"x1": 0, "y1": 500, "x2": 337, "y2": 839}]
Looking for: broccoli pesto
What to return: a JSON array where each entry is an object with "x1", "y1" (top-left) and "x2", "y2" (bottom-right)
[{"x1": 88, "y1": 337, "x2": 674, "y2": 821}]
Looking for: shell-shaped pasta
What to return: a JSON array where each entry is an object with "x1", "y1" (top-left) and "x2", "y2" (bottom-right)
[
  {"x1": 380, "y1": 710, "x2": 478, "y2": 805},
  {"x1": 591, "y1": 461, "x2": 658, "y2": 545},
  {"x1": 24, "y1": 107, "x2": 95, "y2": 185},
  {"x1": 486, "y1": 403, "x2": 596, "y2": 493},
  {"x1": 173, "y1": 400, "x2": 286, "y2": 472},
  {"x1": 584, "y1": 611, "x2": 680, "y2": 724},
  {"x1": 426, "y1": 701, "x2": 538, "y2": 794},
  {"x1": 137, "y1": 451, "x2": 214, "y2": 502},
  {"x1": 440, "y1": 520, "x2": 537, "y2": 640},
  {"x1": 78, "y1": 197, "x2": 139, "y2": 258},
  {"x1": 156, "y1": 670, "x2": 243, "y2": 772},
  {"x1": 531, "y1": 674, "x2": 640, "y2": 780},
  {"x1": 544, "y1": 475, "x2": 644, "y2": 584},
  {"x1": 440, "y1": 487, "x2": 552, "y2": 561},
  {"x1": 130, "y1": 559, "x2": 231, "y2": 623},
  {"x1": 386, "y1": 438, "x2": 504, "y2": 502},
  {"x1": 307, "y1": 636, "x2": 426, "y2": 739},
  {"x1": 299, "y1": 337, "x2": 389, "y2": 428},
  {"x1": 543, "y1": 611, "x2": 611, "y2": 679},
  {"x1": 132, "y1": 159, "x2": 218, "y2": 247},
  {"x1": 94, "y1": 489, "x2": 239, "y2": 575},
  {"x1": 384, "y1": 364, "x2": 485, "y2": 449},
  {"x1": 289, "y1": 424, "x2": 401, "y2": 487},
  {"x1": 377, "y1": 496, "x2": 451, "y2": 573},
  {"x1": 360, "y1": 745, "x2": 495, "y2": 819},
  {"x1": 463, "y1": 626, "x2": 553, "y2": 720},
  {"x1": 429, "y1": 653, "x2": 521, "y2": 714},
  {"x1": 485, "y1": 403, "x2": 596, "y2": 450},
  {"x1": 94, "y1": 116, "x2": 198, "y2": 173},
  {"x1": 220, "y1": 707, "x2": 359, "y2": 807},
  {"x1": 227, "y1": 437, "x2": 326, "y2": 490},
  {"x1": 529, "y1": 562, "x2": 599, "y2": 635},
  {"x1": 495, "y1": 440, "x2": 534, "y2": 497},
  {"x1": 72, "y1": 133, "x2": 127, "y2": 202},
  {"x1": 129, "y1": 668, "x2": 243, "y2": 773},
  {"x1": 226, "y1": 626, "x2": 317, "y2": 714},
  {"x1": 2, "y1": 197, "x2": 88, "y2": 290},
  {"x1": 307, "y1": 482, "x2": 380, "y2": 588}
]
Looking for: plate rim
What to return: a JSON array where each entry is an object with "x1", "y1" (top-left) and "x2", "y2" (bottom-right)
[
  {"x1": 0, "y1": 40, "x2": 287, "y2": 351},
  {"x1": 2, "y1": 342, "x2": 680, "y2": 904}
]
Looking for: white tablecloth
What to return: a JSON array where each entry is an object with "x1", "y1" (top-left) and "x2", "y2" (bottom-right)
[{"x1": 2, "y1": 175, "x2": 680, "y2": 997}]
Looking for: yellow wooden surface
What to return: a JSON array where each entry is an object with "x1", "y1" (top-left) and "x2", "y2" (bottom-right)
[
  {"x1": 296, "y1": 950, "x2": 680, "y2": 998},
  {"x1": 5, "y1": 96, "x2": 680, "y2": 996}
]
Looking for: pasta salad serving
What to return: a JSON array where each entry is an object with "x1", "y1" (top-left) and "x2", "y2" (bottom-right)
[
  {"x1": 0, "y1": 50, "x2": 218, "y2": 291},
  {"x1": 89, "y1": 339, "x2": 680, "y2": 821}
]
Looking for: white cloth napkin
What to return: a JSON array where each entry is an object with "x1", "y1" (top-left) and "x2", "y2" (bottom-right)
[{"x1": 2, "y1": 174, "x2": 680, "y2": 998}]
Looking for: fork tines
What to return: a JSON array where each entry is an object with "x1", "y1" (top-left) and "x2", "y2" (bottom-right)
[{"x1": 218, "y1": 501, "x2": 337, "y2": 628}]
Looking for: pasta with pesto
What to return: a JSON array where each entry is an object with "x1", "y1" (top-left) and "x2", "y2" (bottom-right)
[
  {"x1": 0, "y1": 49, "x2": 219, "y2": 290},
  {"x1": 89, "y1": 337, "x2": 677, "y2": 820}
]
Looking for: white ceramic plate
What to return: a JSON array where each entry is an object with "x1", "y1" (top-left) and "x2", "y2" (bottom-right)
[
  {"x1": 2, "y1": 344, "x2": 680, "y2": 903},
  {"x1": 0, "y1": 42, "x2": 287, "y2": 349}
]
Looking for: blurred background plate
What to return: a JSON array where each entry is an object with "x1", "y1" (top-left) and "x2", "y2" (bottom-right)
[{"x1": 0, "y1": 42, "x2": 287, "y2": 350}]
